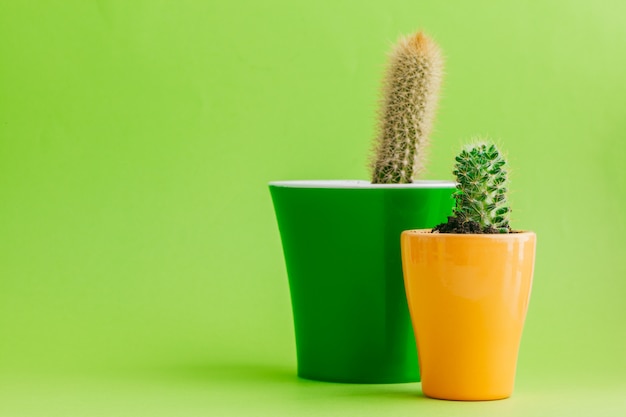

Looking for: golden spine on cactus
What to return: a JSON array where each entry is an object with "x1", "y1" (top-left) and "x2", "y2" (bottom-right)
[{"x1": 370, "y1": 31, "x2": 444, "y2": 184}]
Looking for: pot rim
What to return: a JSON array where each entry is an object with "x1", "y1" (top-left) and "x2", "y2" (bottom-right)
[
  {"x1": 403, "y1": 229, "x2": 535, "y2": 238},
  {"x1": 268, "y1": 180, "x2": 456, "y2": 189}
]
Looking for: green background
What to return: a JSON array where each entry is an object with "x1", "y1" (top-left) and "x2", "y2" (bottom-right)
[{"x1": 0, "y1": 0, "x2": 624, "y2": 415}]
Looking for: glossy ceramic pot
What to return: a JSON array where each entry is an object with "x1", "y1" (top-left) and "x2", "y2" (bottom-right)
[
  {"x1": 401, "y1": 229, "x2": 536, "y2": 400},
  {"x1": 269, "y1": 180, "x2": 455, "y2": 383}
]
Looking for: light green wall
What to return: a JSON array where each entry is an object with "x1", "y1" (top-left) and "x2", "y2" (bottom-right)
[{"x1": 0, "y1": 0, "x2": 624, "y2": 380}]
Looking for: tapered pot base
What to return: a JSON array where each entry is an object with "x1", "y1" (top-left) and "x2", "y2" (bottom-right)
[{"x1": 422, "y1": 387, "x2": 511, "y2": 402}]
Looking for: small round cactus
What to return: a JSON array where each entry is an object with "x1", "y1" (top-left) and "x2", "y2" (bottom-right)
[
  {"x1": 370, "y1": 31, "x2": 444, "y2": 184},
  {"x1": 435, "y1": 142, "x2": 511, "y2": 234}
]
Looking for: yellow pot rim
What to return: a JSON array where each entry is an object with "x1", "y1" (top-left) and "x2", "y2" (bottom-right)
[{"x1": 403, "y1": 229, "x2": 535, "y2": 238}]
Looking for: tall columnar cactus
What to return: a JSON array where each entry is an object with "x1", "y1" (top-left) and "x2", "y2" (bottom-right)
[
  {"x1": 452, "y1": 142, "x2": 511, "y2": 233},
  {"x1": 370, "y1": 31, "x2": 444, "y2": 184}
]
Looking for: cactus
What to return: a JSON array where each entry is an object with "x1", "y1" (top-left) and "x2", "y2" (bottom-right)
[
  {"x1": 436, "y1": 142, "x2": 511, "y2": 234},
  {"x1": 370, "y1": 31, "x2": 444, "y2": 184}
]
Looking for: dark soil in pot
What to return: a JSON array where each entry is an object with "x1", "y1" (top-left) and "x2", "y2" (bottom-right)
[{"x1": 432, "y1": 216, "x2": 512, "y2": 234}]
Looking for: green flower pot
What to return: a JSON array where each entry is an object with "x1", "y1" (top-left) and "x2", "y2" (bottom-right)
[{"x1": 269, "y1": 180, "x2": 455, "y2": 383}]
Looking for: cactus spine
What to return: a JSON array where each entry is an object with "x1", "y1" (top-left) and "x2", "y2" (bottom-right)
[
  {"x1": 370, "y1": 31, "x2": 444, "y2": 184},
  {"x1": 452, "y1": 142, "x2": 511, "y2": 233}
]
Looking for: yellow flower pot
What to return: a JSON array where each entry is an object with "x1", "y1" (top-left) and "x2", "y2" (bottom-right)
[{"x1": 401, "y1": 230, "x2": 537, "y2": 400}]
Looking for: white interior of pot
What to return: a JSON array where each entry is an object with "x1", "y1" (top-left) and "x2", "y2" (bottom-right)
[{"x1": 269, "y1": 180, "x2": 456, "y2": 189}]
